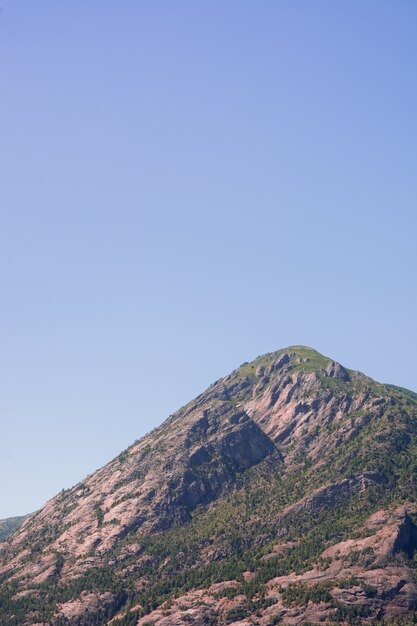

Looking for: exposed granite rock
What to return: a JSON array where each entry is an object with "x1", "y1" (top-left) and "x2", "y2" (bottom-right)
[
  {"x1": 324, "y1": 360, "x2": 350, "y2": 381},
  {"x1": 133, "y1": 507, "x2": 417, "y2": 625},
  {"x1": 275, "y1": 472, "x2": 384, "y2": 523},
  {"x1": 1, "y1": 346, "x2": 416, "y2": 625},
  {"x1": 57, "y1": 591, "x2": 119, "y2": 621},
  {"x1": 0, "y1": 400, "x2": 278, "y2": 583},
  {"x1": 322, "y1": 504, "x2": 417, "y2": 566}
]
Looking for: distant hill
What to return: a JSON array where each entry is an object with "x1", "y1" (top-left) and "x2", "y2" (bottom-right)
[
  {"x1": 1, "y1": 346, "x2": 417, "y2": 624},
  {"x1": 0, "y1": 515, "x2": 27, "y2": 542}
]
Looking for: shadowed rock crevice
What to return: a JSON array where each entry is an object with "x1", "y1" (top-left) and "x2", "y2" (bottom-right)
[{"x1": 393, "y1": 513, "x2": 417, "y2": 559}]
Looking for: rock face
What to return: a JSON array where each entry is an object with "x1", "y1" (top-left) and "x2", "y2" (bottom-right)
[
  {"x1": 275, "y1": 471, "x2": 384, "y2": 523},
  {"x1": 1, "y1": 345, "x2": 417, "y2": 625},
  {"x1": 1, "y1": 403, "x2": 277, "y2": 577}
]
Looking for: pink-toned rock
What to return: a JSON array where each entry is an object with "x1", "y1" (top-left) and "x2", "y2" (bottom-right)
[
  {"x1": 321, "y1": 504, "x2": 417, "y2": 565},
  {"x1": 0, "y1": 347, "x2": 416, "y2": 625},
  {"x1": 57, "y1": 591, "x2": 115, "y2": 620}
]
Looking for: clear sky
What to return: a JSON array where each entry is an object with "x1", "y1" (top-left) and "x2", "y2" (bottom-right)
[{"x1": 1, "y1": 1, "x2": 416, "y2": 518}]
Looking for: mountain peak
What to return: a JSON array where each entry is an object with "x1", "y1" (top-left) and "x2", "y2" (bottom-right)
[
  {"x1": 1, "y1": 348, "x2": 416, "y2": 625},
  {"x1": 233, "y1": 345, "x2": 350, "y2": 388}
]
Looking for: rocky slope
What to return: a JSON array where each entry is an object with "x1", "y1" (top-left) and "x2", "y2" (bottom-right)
[{"x1": 1, "y1": 346, "x2": 417, "y2": 625}]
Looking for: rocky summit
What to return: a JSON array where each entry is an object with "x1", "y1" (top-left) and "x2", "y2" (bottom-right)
[{"x1": 1, "y1": 346, "x2": 417, "y2": 625}]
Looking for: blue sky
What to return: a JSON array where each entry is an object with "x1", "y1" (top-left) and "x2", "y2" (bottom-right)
[{"x1": 1, "y1": 1, "x2": 416, "y2": 518}]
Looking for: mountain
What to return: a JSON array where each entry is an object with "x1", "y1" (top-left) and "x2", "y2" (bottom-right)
[{"x1": 1, "y1": 346, "x2": 417, "y2": 625}]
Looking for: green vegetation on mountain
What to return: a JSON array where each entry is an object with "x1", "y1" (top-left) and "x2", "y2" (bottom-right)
[{"x1": 0, "y1": 347, "x2": 417, "y2": 625}]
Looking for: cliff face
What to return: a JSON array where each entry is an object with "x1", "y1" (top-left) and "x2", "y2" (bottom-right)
[{"x1": 1, "y1": 346, "x2": 417, "y2": 625}]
